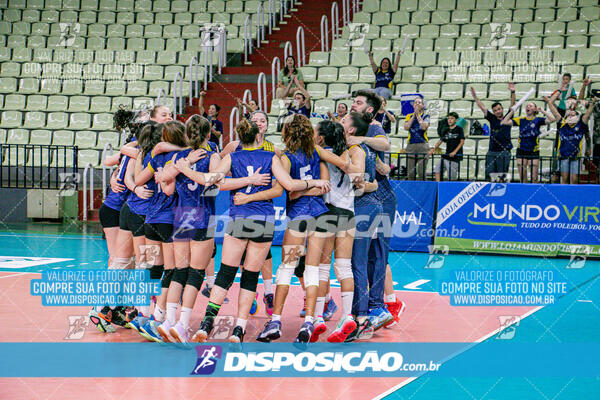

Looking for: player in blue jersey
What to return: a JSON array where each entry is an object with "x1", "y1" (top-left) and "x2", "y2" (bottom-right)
[
  {"x1": 546, "y1": 94, "x2": 595, "y2": 184},
  {"x1": 191, "y1": 119, "x2": 330, "y2": 344},
  {"x1": 502, "y1": 101, "x2": 556, "y2": 182},
  {"x1": 256, "y1": 114, "x2": 333, "y2": 344},
  {"x1": 132, "y1": 121, "x2": 187, "y2": 342}
]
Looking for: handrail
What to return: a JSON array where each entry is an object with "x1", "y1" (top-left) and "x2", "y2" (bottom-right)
[
  {"x1": 284, "y1": 41, "x2": 293, "y2": 62},
  {"x1": 244, "y1": 14, "x2": 253, "y2": 63},
  {"x1": 218, "y1": 26, "x2": 227, "y2": 74},
  {"x1": 280, "y1": 0, "x2": 286, "y2": 22},
  {"x1": 268, "y1": 0, "x2": 273, "y2": 35},
  {"x1": 257, "y1": 72, "x2": 267, "y2": 112},
  {"x1": 155, "y1": 88, "x2": 166, "y2": 105},
  {"x1": 342, "y1": 0, "x2": 350, "y2": 25},
  {"x1": 256, "y1": 4, "x2": 264, "y2": 48},
  {"x1": 353, "y1": 0, "x2": 359, "y2": 13},
  {"x1": 296, "y1": 26, "x2": 305, "y2": 67},
  {"x1": 320, "y1": 15, "x2": 329, "y2": 52},
  {"x1": 331, "y1": 2, "x2": 339, "y2": 41},
  {"x1": 173, "y1": 71, "x2": 184, "y2": 119},
  {"x1": 229, "y1": 107, "x2": 240, "y2": 143},
  {"x1": 271, "y1": 57, "x2": 280, "y2": 101},
  {"x1": 82, "y1": 162, "x2": 94, "y2": 221},
  {"x1": 242, "y1": 89, "x2": 253, "y2": 116},
  {"x1": 101, "y1": 143, "x2": 113, "y2": 200},
  {"x1": 189, "y1": 56, "x2": 199, "y2": 104}
]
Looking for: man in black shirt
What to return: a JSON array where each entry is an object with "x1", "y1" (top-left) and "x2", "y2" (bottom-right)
[
  {"x1": 429, "y1": 112, "x2": 465, "y2": 181},
  {"x1": 470, "y1": 84, "x2": 516, "y2": 181}
]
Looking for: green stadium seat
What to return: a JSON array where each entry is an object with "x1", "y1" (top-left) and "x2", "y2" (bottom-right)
[
  {"x1": 327, "y1": 83, "x2": 349, "y2": 98},
  {"x1": 438, "y1": 51, "x2": 459, "y2": 65},
  {"x1": 137, "y1": 12, "x2": 154, "y2": 25},
  {"x1": 68, "y1": 113, "x2": 91, "y2": 130},
  {"x1": 566, "y1": 35, "x2": 587, "y2": 49},
  {"x1": 306, "y1": 83, "x2": 327, "y2": 99},
  {"x1": 213, "y1": 13, "x2": 231, "y2": 25},
  {"x1": 107, "y1": 23, "x2": 125, "y2": 37},
  {"x1": 18, "y1": 78, "x2": 38, "y2": 94},
  {"x1": 577, "y1": 49, "x2": 600, "y2": 65},
  {"x1": 451, "y1": 10, "x2": 470, "y2": 24},
  {"x1": 126, "y1": 37, "x2": 144, "y2": 50},
  {"x1": 68, "y1": 96, "x2": 90, "y2": 112},
  {"x1": 29, "y1": 130, "x2": 52, "y2": 145},
  {"x1": 521, "y1": 37, "x2": 541, "y2": 49},
  {"x1": 431, "y1": 11, "x2": 450, "y2": 25},
  {"x1": 74, "y1": 131, "x2": 97, "y2": 149},
  {"x1": 380, "y1": 25, "x2": 400, "y2": 40},
  {"x1": 90, "y1": 97, "x2": 111, "y2": 113},
  {"x1": 535, "y1": 8, "x2": 555, "y2": 23},
  {"x1": 581, "y1": 6, "x2": 599, "y2": 21},
  {"x1": 158, "y1": 50, "x2": 177, "y2": 65},
  {"x1": 147, "y1": 38, "x2": 165, "y2": 51},
  {"x1": 455, "y1": 37, "x2": 475, "y2": 51},
  {"x1": 414, "y1": 38, "x2": 433, "y2": 51},
  {"x1": 78, "y1": 150, "x2": 100, "y2": 167},
  {"x1": 26, "y1": 0, "x2": 43, "y2": 9},
  {"x1": 107, "y1": 37, "x2": 125, "y2": 50},
  {"x1": 96, "y1": 131, "x2": 119, "y2": 149},
  {"x1": 46, "y1": 95, "x2": 68, "y2": 111},
  {"x1": 524, "y1": 22, "x2": 544, "y2": 36},
  {"x1": 87, "y1": 37, "x2": 106, "y2": 50},
  {"x1": 415, "y1": 51, "x2": 436, "y2": 67},
  {"x1": 394, "y1": 83, "x2": 417, "y2": 96},
  {"x1": 492, "y1": 9, "x2": 512, "y2": 23},
  {"x1": 472, "y1": 10, "x2": 491, "y2": 24},
  {"x1": 1, "y1": 62, "x2": 20, "y2": 77},
  {"x1": 557, "y1": 7, "x2": 577, "y2": 22},
  {"x1": 543, "y1": 36, "x2": 564, "y2": 49},
  {"x1": 401, "y1": 24, "x2": 419, "y2": 38},
  {"x1": 52, "y1": 130, "x2": 74, "y2": 146},
  {"x1": 309, "y1": 52, "x2": 329, "y2": 66},
  {"x1": 567, "y1": 21, "x2": 587, "y2": 35},
  {"x1": 318, "y1": 67, "x2": 338, "y2": 82},
  {"x1": 587, "y1": 65, "x2": 600, "y2": 80},
  {"x1": 452, "y1": 101, "x2": 472, "y2": 117},
  {"x1": 461, "y1": 24, "x2": 480, "y2": 37},
  {"x1": 92, "y1": 114, "x2": 113, "y2": 131},
  {"x1": 338, "y1": 66, "x2": 359, "y2": 82},
  {"x1": 418, "y1": 83, "x2": 440, "y2": 98},
  {"x1": 331, "y1": 39, "x2": 350, "y2": 52},
  {"x1": 434, "y1": 38, "x2": 454, "y2": 51},
  {"x1": 5, "y1": 94, "x2": 26, "y2": 111},
  {"x1": 553, "y1": 48, "x2": 576, "y2": 64},
  {"x1": 193, "y1": 13, "x2": 211, "y2": 25},
  {"x1": 423, "y1": 66, "x2": 444, "y2": 81},
  {"x1": 46, "y1": 112, "x2": 68, "y2": 129},
  {"x1": 1, "y1": 112, "x2": 22, "y2": 129},
  {"x1": 125, "y1": 24, "x2": 143, "y2": 37},
  {"x1": 111, "y1": 96, "x2": 132, "y2": 111},
  {"x1": 391, "y1": 11, "x2": 410, "y2": 25},
  {"x1": 99, "y1": 0, "x2": 116, "y2": 11},
  {"x1": 513, "y1": 9, "x2": 533, "y2": 23},
  {"x1": 359, "y1": 67, "x2": 375, "y2": 82},
  {"x1": 12, "y1": 48, "x2": 31, "y2": 62},
  {"x1": 441, "y1": 83, "x2": 463, "y2": 99},
  {"x1": 329, "y1": 52, "x2": 350, "y2": 67},
  {"x1": 117, "y1": 12, "x2": 134, "y2": 24},
  {"x1": 77, "y1": 11, "x2": 96, "y2": 23},
  {"x1": 208, "y1": 0, "x2": 225, "y2": 13},
  {"x1": 312, "y1": 99, "x2": 334, "y2": 115},
  {"x1": 31, "y1": 22, "x2": 49, "y2": 35},
  {"x1": 155, "y1": 12, "x2": 172, "y2": 25},
  {"x1": 4, "y1": 9, "x2": 22, "y2": 22},
  {"x1": 6, "y1": 128, "x2": 28, "y2": 144},
  {"x1": 401, "y1": 67, "x2": 423, "y2": 82},
  {"x1": 371, "y1": 39, "x2": 391, "y2": 52},
  {"x1": 372, "y1": 12, "x2": 390, "y2": 25},
  {"x1": 420, "y1": 25, "x2": 440, "y2": 39},
  {"x1": 411, "y1": 11, "x2": 430, "y2": 25},
  {"x1": 352, "y1": 12, "x2": 371, "y2": 24},
  {"x1": 362, "y1": 0, "x2": 380, "y2": 12},
  {"x1": 440, "y1": 24, "x2": 459, "y2": 38}
]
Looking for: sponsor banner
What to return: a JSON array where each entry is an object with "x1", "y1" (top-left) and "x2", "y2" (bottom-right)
[
  {"x1": 1, "y1": 342, "x2": 598, "y2": 378},
  {"x1": 213, "y1": 181, "x2": 438, "y2": 252},
  {"x1": 435, "y1": 182, "x2": 600, "y2": 256}
]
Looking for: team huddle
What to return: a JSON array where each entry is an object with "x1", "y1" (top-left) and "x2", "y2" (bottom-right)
[{"x1": 93, "y1": 90, "x2": 405, "y2": 345}]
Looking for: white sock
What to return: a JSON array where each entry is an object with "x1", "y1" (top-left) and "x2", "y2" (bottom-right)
[
  {"x1": 315, "y1": 296, "x2": 326, "y2": 318},
  {"x1": 138, "y1": 305, "x2": 150, "y2": 317},
  {"x1": 305, "y1": 315, "x2": 314, "y2": 323},
  {"x1": 325, "y1": 293, "x2": 331, "y2": 302},
  {"x1": 166, "y1": 302, "x2": 178, "y2": 325},
  {"x1": 153, "y1": 305, "x2": 165, "y2": 322},
  {"x1": 206, "y1": 275, "x2": 215, "y2": 288},
  {"x1": 341, "y1": 291, "x2": 354, "y2": 316},
  {"x1": 180, "y1": 307, "x2": 193, "y2": 329},
  {"x1": 272, "y1": 314, "x2": 281, "y2": 322},
  {"x1": 263, "y1": 278, "x2": 273, "y2": 295},
  {"x1": 385, "y1": 294, "x2": 396, "y2": 303},
  {"x1": 236, "y1": 318, "x2": 247, "y2": 330}
]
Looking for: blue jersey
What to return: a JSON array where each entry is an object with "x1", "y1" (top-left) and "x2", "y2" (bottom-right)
[
  {"x1": 127, "y1": 152, "x2": 151, "y2": 216},
  {"x1": 103, "y1": 155, "x2": 130, "y2": 211},
  {"x1": 558, "y1": 119, "x2": 587, "y2": 159},
  {"x1": 206, "y1": 141, "x2": 218, "y2": 152},
  {"x1": 405, "y1": 112, "x2": 429, "y2": 144},
  {"x1": 366, "y1": 125, "x2": 395, "y2": 201},
  {"x1": 284, "y1": 149, "x2": 328, "y2": 221},
  {"x1": 513, "y1": 116, "x2": 546, "y2": 152},
  {"x1": 145, "y1": 151, "x2": 178, "y2": 224},
  {"x1": 354, "y1": 143, "x2": 379, "y2": 207},
  {"x1": 229, "y1": 149, "x2": 275, "y2": 221},
  {"x1": 374, "y1": 67, "x2": 395, "y2": 90},
  {"x1": 235, "y1": 139, "x2": 276, "y2": 153},
  {"x1": 173, "y1": 149, "x2": 216, "y2": 230}
]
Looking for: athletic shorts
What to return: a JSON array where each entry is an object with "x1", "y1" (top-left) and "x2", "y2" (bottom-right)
[
  {"x1": 322, "y1": 204, "x2": 355, "y2": 233},
  {"x1": 119, "y1": 203, "x2": 146, "y2": 237},
  {"x1": 240, "y1": 247, "x2": 272, "y2": 266},
  {"x1": 172, "y1": 226, "x2": 215, "y2": 242},
  {"x1": 294, "y1": 255, "x2": 306, "y2": 278},
  {"x1": 516, "y1": 149, "x2": 540, "y2": 159},
  {"x1": 212, "y1": 242, "x2": 217, "y2": 258},
  {"x1": 99, "y1": 204, "x2": 120, "y2": 228},
  {"x1": 287, "y1": 217, "x2": 329, "y2": 234},
  {"x1": 144, "y1": 223, "x2": 173, "y2": 243},
  {"x1": 226, "y1": 218, "x2": 274, "y2": 243}
]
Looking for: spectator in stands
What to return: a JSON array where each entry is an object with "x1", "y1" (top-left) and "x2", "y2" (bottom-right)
[
  {"x1": 276, "y1": 56, "x2": 305, "y2": 99},
  {"x1": 429, "y1": 112, "x2": 464, "y2": 182},
  {"x1": 501, "y1": 101, "x2": 555, "y2": 183},
  {"x1": 286, "y1": 87, "x2": 311, "y2": 118},
  {"x1": 545, "y1": 92, "x2": 595, "y2": 184},
  {"x1": 550, "y1": 73, "x2": 578, "y2": 181},
  {"x1": 470, "y1": 83, "x2": 516, "y2": 181},
  {"x1": 582, "y1": 79, "x2": 600, "y2": 172},
  {"x1": 327, "y1": 103, "x2": 348, "y2": 121},
  {"x1": 403, "y1": 98, "x2": 430, "y2": 180},
  {"x1": 374, "y1": 97, "x2": 396, "y2": 134},
  {"x1": 236, "y1": 97, "x2": 259, "y2": 119},
  {"x1": 197, "y1": 90, "x2": 223, "y2": 146},
  {"x1": 367, "y1": 50, "x2": 401, "y2": 100}
]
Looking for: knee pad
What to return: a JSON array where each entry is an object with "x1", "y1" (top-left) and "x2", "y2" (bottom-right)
[
  {"x1": 275, "y1": 264, "x2": 296, "y2": 286},
  {"x1": 109, "y1": 257, "x2": 131, "y2": 270},
  {"x1": 303, "y1": 265, "x2": 320, "y2": 288},
  {"x1": 214, "y1": 264, "x2": 238, "y2": 290},
  {"x1": 319, "y1": 263, "x2": 331, "y2": 282},
  {"x1": 161, "y1": 269, "x2": 174, "y2": 288},
  {"x1": 293, "y1": 255, "x2": 306, "y2": 278},
  {"x1": 334, "y1": 258, "x2": 353, "y2": 281},
  {"x1": 172, "y1": 267, "x2": 189, "y2": 286},
  {"x1": 149, "y1": 264, "x2": 164, "y2": 280},
  {"x1": 186, "y1": 268, "x2": 205, "y2": 290},
  {"x1": 240, "y1": 269, "x2": 260, "y2": 292}
]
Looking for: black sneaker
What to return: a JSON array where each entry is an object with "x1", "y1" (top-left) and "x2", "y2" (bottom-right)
[
  {"x1": 191, "y1": 318, "x2": 214, "y2": 343},
  {"x1": 229, "y1": 326, "x2": 245, "y2": 343},
  {"x1": 110, "y1": 306, "x2": 130, "y2": 327},
  {"x1": 344, "y1": 319, "x2": 374, "y2": 342}
]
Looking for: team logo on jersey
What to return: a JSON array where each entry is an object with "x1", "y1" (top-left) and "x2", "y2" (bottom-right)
[
  {"x1": 487, "y1": 23, "x2": 511, "y2": 48},
  {"x1": 58, "y1": 23, "x2": 80, "y2": 47},
  {"x1": 191, "y1": 345, "x2": 222, "y2": 375}
]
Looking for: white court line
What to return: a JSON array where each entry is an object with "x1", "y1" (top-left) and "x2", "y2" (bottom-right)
[
  {"x1": 0, "y1": 272, "x2": 38, "y2": 279},
  {"x1": 372, "y1": 306, "x2": 545, "y2": 400},
  {"x1": 0, "y1": 234, "x2": 104, "y2": 240}
]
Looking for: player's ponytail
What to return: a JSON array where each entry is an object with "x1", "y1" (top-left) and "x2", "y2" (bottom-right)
[
  {"x1": 317, "y1": 120, "x2": 346, "y2": 156},
  {"x1": 282, "y1": 114, "x2": 315, "y2": 157},
  {"x1": 236, "y1": 119, "x2": 259, "y2": 145},
  {"x1": 349, "y1": 112, "x2": 370, "y2": 137},
  {"x1": 138, "y1": 122, "x2": 161, "y2": 158},
  {"x1": 185, "y1": 114, "x2": 211, "y2": 150},
  {"x1": 161, "y1": 120, "x2": 187, "y2": 147}
]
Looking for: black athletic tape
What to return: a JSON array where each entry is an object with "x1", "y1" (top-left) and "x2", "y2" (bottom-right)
[
  {"x1": 240, "y1": 269, "x2": 260, "y2": 292},
  {"x1": 212, "y1": 243, "x2": 217, "y2": 258},
  {"x1": 161, "y1": 269, "x2": 174, "y2": 288},
  {"x1": 149, "y1": 265, "x2": 164, "y2": 280},
  {"x1": 266, "y1": 248, "x2": 272, "y2": 260},
  {"x1": 214, "y1": 264, "x2": 238, "y2": 290},
  {"x1": 294, "y1": 255, "x2": 306, "y2": 278},
  {"x1": 172, "y1": 267, "x2": 189, "y2": 286},
  {"x1": 187, "y1": 268, "x2": 206, "y2": 290}
]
